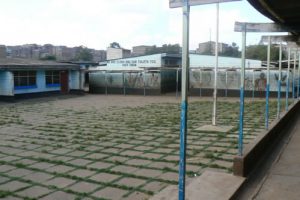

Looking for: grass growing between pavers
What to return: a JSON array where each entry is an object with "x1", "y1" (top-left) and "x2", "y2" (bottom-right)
[{"x1": 0, "y1": 97, "x2": 287, "y2": 199}]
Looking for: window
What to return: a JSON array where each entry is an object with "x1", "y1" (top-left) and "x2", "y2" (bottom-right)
[
  {"x1": 14, "y1": 71, "x2": 37, "y2": 89},
  {"x1": 45, "y1": 71, "x2": 60, "y2": 87}
]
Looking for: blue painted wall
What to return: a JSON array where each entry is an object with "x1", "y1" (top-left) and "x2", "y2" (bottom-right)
[
  {"x1": 0, "y1": 71, "x2": 14, "y2": 96},
  {"x1": 14, "y1": 70, "x2": 61, "y2": 94},
  {"x1": 69, "y1": 70, "x2": 80, "y2": 90}
]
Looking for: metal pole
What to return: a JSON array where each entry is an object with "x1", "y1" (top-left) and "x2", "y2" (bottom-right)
[
  {"x1": 286, "y1": 48, "x2": 291, "y2": 111},
  {"x1": 238, "y1": 24, "x2": 246, "y2": 156},
  {"x1": 199, "y1": 69, "x2": 202, "y2": 97},
  {"x1": 123, "y1": 72, "x2": 126, "y2": 96},
  {"x1": 298, "y1": 53, "x2": 300, "y2": 99},
  {"x1": 293, "y1": 52, "x2": 296, "y2": 102},
  {"x1": 265, "y1": 36, "x2": 271, "y2": 130},
  {"x1": 143, "y1": 70, "x2": 146, "y2": 96},
  {"x1": 176, "y1": 69, "x2": 179, "y2": 98},
  {"x1": 105, "y1": 71, "x2": 108, "y2": 95},
  {"x1": 178, "y1": 1, "x2": 189, "y2": 199},
  {"x1": 225, "y1": 70, "x2": 228, "y2": 97},
  {"x1": 277, "y1": 42, "x2": 282, "y2": 119},
  {"x1": 252, "y1": 70, "x2": 255, "y2": 101},
  {"x1": 212, "y1": 3, "x2": 219, "y2": 126}
]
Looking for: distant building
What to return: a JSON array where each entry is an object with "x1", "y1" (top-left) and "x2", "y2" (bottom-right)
[
  {"x1": 92, "y1": 50, "x2": 106, "y2": 62},
  {"x1": 196, "y1": 41, "x2": 229, "y2": 55},
  {"x1": 107, "y1": 47, "x2": 131, "y2": 60},
  {"x1": 0, "y1": 45, "x2": 6, "y2": 58},
  {"x1": 132, "y1": 45, "x2": 153, "y2": 56}
]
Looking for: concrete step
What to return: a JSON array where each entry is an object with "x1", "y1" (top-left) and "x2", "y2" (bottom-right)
[{"x1": 150, "y1": 170, "x2": 245, "y2": 200}]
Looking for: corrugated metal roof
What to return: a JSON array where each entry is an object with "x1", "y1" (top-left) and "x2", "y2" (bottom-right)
[
  {"x1": 0, "y1": 58, "x2": 80, "y2": 70},
  {"x1": 247, "y1": 0, "x2": 300, "y2": 37}
]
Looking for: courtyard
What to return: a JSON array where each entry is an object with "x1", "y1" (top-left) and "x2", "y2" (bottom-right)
[{"x1": 0, "y1": 94, "x2": 280, "y2": 200}]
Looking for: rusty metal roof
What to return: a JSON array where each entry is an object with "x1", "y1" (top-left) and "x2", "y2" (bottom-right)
[{"x1": 247, "y1": 0, "x2": 300, "y2": 37}]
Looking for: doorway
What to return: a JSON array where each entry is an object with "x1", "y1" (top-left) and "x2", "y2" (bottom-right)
[{"x1": 60, "y1": 71, "x2": 69, "y2": 94}]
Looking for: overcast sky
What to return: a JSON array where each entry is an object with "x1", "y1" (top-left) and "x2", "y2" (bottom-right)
[{"x1": 0, "y1": 0, "x2": 281, "y2": 50}]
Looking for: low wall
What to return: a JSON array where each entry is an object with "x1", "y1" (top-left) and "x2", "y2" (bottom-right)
[{"x1": 233, "y1": 100, "x2": 300, "y2": 177}]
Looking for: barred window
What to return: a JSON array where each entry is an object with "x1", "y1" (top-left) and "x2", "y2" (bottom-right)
[
  {"x1": 14, "y1": 71, "x2": 37, "y2": 88},
  {"x1": 45, "y1": 71, "x2": 60, "y2": 86}
]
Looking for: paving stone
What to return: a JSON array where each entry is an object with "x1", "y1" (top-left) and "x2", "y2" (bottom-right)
[
  {"x1": 105, "y1": 156, "x2": 129, "y2": 163},
  {"x1": 0, "y1": 176, "x2": 9, "y2": 184},
  {"x1": 1, "y1": 156, "x2": 21, "y2": 162},
  {"x1": 125, "y1": 159, "x2": 152, "y2": 166},
  {"x1": 46, "y1": 165, "x2": 75, "y2": 173},
  {"x1": 67, "y1": 150, "x2": 90, "y2": 157},
  {"x1": 86, "y1": 153, "x2": 108, "y2": 160},
  {"x1": 68, "y1": 169, "x2": 96, "y2": 178},
  {"x1": 16, "y1": 159, "x2": 37, "y2": 165},
  {"x1": 101, "y1": 147, "x2": 122, "y2": 154},
  {"x1": 51, "y1": 148, "x2": 73, "y2": 155},
  {"x1": 1, "y1": 196, "x2": 23, "y2": 200},
  {"x1": 40, "y1": 191, "x2": 76, "y2": 200},
  {"x1": 123, "y1": 191, "x2": 151, "y2": 200},
  {"x1": 0, "y1": 165, "x2": 16, "y2": 173},
  {"x1": 68, "y1": 158, "x2": 92, "y2": 167},
  {"x1": 134, "y1": 145, "x2": 154, "y2": 151},
  {"x1": 29, "y1": 162, "x2": 55, "y2": 170},
  {"x1": 158, "y1": 172, "x2": 178, "y2": 182},
  {"x1": 92, "y1": 187, "x2": 128, "y2": 200},
  {"x1": 141, "y1": 153, "x2": 163, "y2": 159},
  {"x1": 135, "y1": 169, "x2": 163, "y2": 178},
  {"x1": 16, "y1": 185, "x2": 52, "y2": 198},
  {"x1": 68, "y1": 181, "x2": 100, "y2": 193},
  {"x1": 117, "y1": 177, "x2": 147, "y2": 187},
  {"x1": 163, "y1": 155, "x2": 179, "y2": 161},
  {"x1": 152, "y1": 148, "x2": 174, "y2": 154},
  {"x1": 120, "y1": 150, "x2": 143, "y2": 156},
  {"x1": 148, "y1": 161, "x2": 176, "y2": 169},
  {"x1": 44, "y1": 177, "x2": 76, "y2": 188},
  {"x1": 0, "y1": 180, "x2": 30, "y2": 192},
  {"x1": 87, "y1": 161, "x2": 113, "y2": 170},
  {"x1": 142, "y1": 181, "x2": 168, "y2": 193},
  {"x1": 212, "y1": 160, "x2": 233, "y2": 168},
  {"x1": 23, "y1": 172, "x2": 54, "y2": 183},
  {"x1": 89, "y1": 173, "x2": 120, "y2": 183},
  {"x1": 6, "y1": 168, "x2": 34, "y2": 178},
  {"x1": 110, "y1": 165, "x2": 139, "y2": 173},
  {"x1": 52, "y1": 155, "x2": 73, "y2": 162}
]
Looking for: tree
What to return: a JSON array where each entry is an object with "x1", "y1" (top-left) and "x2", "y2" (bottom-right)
[
  {"x1": 220, "y1": 42, "x2": 241, "y2": 57},
  {"x1": 40, "y1": 55, "x2": 56, "y2": 61},
  {"x1": 75, "y1": 46, "x2": 93, "y2": 61},
  {"x1": 145, "y1": 44, "x2": 181, "y2": 54},
  {"x1": 110, "y1": 42, "x2": 121, "y2": 48},
  {"x1": 246, "y1": 45, "x2": 280, "y2": 61}
]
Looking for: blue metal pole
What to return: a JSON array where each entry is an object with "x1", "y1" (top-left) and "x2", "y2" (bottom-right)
[
  {"x1": 292, "y1": 52, "x2": 296, "y2": 101},
  {"x1": 286, "y1": 48, "x2": 291, "y2": 111},
  {"x1": 265, "y1": 36, "x2": 271, "y2": 130},
  {"x1": 178, "y1": 1, "x2": 189, "y2": 199},
  {"x1": 238, "y1": 25, "x2": 246, "y2": 156},
  {"x1": 277, "y1": 42, "x2": 282, "y2": 119}
]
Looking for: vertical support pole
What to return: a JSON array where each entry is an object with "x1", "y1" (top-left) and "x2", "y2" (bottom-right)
[
  {"x1": 265, "y1": 36, "x2": 271, "y2": 130},
  {"x1": 178, "y1": 1, "x2": 189, "y2": 199},
  {"x1": 143, "y1": 70, "x2": 146, "y2": 96},
  {"x1": 212, "y1": 3, "x2": 219, "y2": 126},
  {"x1": 277, "y1": 42, "x2": 282, "y2": 119},
  {"x1": 298, "y1": 53, "x2": 300, "y2": 99},
  {"x1": 286, "y1": 48, "x2": 291, "y2": 111},
  {"x1": 176, "y1": 69, "x2": 179, "y2": 98},
  {"x1": 252, "y1": 70, "x2": 255, "y2": 101},
  {"x1": 199, "y1": 69, "x2": 202, "y2": 97},
  {"x1": 123, "y1": 72, "x2": 126, "y2": 96},
  {"x1": 105, "y1": 71, "x2": 108, "y2": 95},
  {"x1": 225, "y1": 70, "x2": 228, "y2": 97},
  {"x1": 238, "y1": 24, "x2": 246, "y2": 156},
  {"x1": 293, "y1": 52, "x2": 296, "y2": 102}
]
